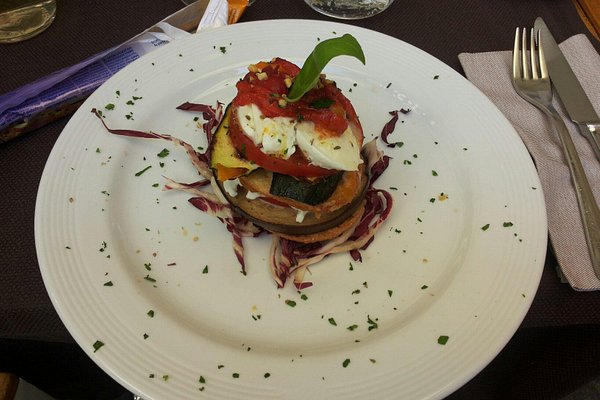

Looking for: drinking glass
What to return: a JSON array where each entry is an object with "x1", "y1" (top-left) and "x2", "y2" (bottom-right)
[
  {"x1": 0, "y1": 0, "x2": 56, "y2": 43},
  {"x1": 304, "y1": 0, "x2": 394, "y2": 19}
]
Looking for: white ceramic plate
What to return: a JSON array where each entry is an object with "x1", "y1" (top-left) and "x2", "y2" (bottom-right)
[{"x1": 36, "y1": 20, "x2": 547, "y2": 399}]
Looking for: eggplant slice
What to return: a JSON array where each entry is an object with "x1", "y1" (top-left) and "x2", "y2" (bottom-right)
[{"x1": 215, "y1": 166, "x2": 369, "y2": 236}]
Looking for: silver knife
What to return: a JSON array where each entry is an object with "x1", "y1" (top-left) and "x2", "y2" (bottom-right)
[{"x1": 534, "y1": 17, "x2": 600, "y2": 162}]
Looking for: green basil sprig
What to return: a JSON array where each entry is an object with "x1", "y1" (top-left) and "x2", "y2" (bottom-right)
[{"x1": 285, "y1": 34, "x2": 365, "y2": 102}]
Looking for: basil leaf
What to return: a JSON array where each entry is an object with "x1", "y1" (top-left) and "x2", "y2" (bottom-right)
[{"x1": 286, "y1": 34, "x2": 365, "y2": 102}]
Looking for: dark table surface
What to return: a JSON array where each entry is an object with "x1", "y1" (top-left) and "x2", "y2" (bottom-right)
[{"x1": 2, "y1": 0, "x2": 600, "y2": 399}]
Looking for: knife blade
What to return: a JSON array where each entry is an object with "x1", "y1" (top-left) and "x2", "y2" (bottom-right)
[{"x1": 534, "y1": 17, "x2": 600, "y2": 162}]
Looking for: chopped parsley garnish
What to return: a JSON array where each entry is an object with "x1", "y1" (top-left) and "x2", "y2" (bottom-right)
[
  {"x1": 199, "y1": 376, "x2": 206, "y2": 384},
  {"x1": 105, "y1": 103, "x2": 115, "y2": 110},
  {"x1": 147, "y1": 309, "x2": 155, "y2": 318},
  {"x1": 388, "y1": 290, "x2": 393, "y2": 297},
  {"x1": 264, "y1": 372, "x2": 271, "y2": 378},
  {"x1": 503, "y1": 222, "x2": 514, "y2": 227},
  {"x1": 432, "y1": 170, "x2": 438, "y2": 176},
  {"x1": 92, "y1": 340, "x2": 104, "y2": 353},
  {"x1": 202, "y1": 265, "x2": 209, "y2": 274},
  {"x1": 310, "y1": 98, "x2": 334, "y2": 109},
  {"x1": 342, "y1": 359, "x2": 351, "y2": 368},
  {"x1": 103, "y1": 281, "x2": 113, "y2": 287},
  {"x1": 232, "y1": 372, "x2": 239, "y2": 378},
  {"x1": 328, "y1": 317, "x2": 337, "y2": 326},
  {"x1": 285, "y1": 299, "x2": 296, "y2": 307},
  {"x1": 481, "y1": 224, "x2": 490, "y2": 231},
  {"x1": 157, "y1": 148, "x2": 170, "y2": 158},
  {"x1": 347, "y1": 324, "x2": 358, "y2": 331},
  {"x1": 135, "y1": 166, "x2": 152, "y2": 176},
  {"x1": 367, "y1": 315, "x2": 378, "y2": 331},
  {"x1": 437, "y1": 335, "x2": 449, "y2": 345}
]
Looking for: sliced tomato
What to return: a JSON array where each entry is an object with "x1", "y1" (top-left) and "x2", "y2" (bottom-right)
[{"x1": 228, "y1": 112, "x2": 336, "y2": 177}]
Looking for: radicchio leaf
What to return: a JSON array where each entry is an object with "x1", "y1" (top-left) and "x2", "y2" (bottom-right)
[
  {"x1": 176, "y1": 101, "x2": 224, "y2": 144},
  {"x1": 380, "y1": 108, "x2": 410, "y2": 147},
  {"x1": 91, "y1": 108, "x2": 213, "y2": 180}
]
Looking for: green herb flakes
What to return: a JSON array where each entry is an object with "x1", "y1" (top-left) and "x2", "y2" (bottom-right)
[
  {"x1": 342, "y1": 359, "x2": 351, "y2": 368},
  {"x1": 387, "y1": 290, "x2": 393, "y2": 297},
  {"x1": 92, "y1": 340, "x2": 104, "y2": 353},
  {"x1": 105, "y1": 103, "x2": 115, "y2": 110},
  {"x1": 135, "y1": 166, "x2": 152, "y2": 176},
  {"x1": 367, "y1": 315, "x2": 378, "y2": 331},
  {"x1": 328, "y1": 317, "x2": 337, "y2": 326},
  {"x1": 481, "y1": 223, "x2": 490, "y2": 231},
  {"x1": 432, "y1": 170, "x2": 438, "y2": 176},
  {"x1": 310, "y1": 98, "x2": 335, "y2": 109},
  {"x1": 157, "y1": 148, "x2": 170, "y2": 158},
  {"x1": 437, "y1": 335, "x2": 450, "y2": 345},
  {"x1": 232, "y1": 372, "x2": 240, "y2": 378},
  {"x1": 143, "y1": 333, "x2": 149, "y2": 340},
  {"x1": 285, "y1": 299, "x2": 297, "y2": 307},
  {"x1": 147, "y1": 309, "x2": 155, "y2": 318},
  {"x1": 199, "y1": 376, "x2": 206, "y2": 384},
  {"x1": 103, "y1": 281, "x2": 113, "y2": 287},
  {"x1": 202, "y1": 265, "x2": 209, "y2": 274},
  {"x1": 347, "y1": 324, "x2": 358, "y2": 331},
  {"x1": 503, "y1": 222, "x2": 514, "y2": 227},
  {"x1": 264, "y1": 372, "x2": 271, "y2": 378}
]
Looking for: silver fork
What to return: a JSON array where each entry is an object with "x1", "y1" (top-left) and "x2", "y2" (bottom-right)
[{"x1": 512, "y1": 27, "x2": 600, "y2": 278}]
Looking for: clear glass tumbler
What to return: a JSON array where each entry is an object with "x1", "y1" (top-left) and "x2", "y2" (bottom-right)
[
  {"x1": 304, "y1": 0, "x2": 394, "y2": 19},
  {"x1": 0, "y1": 0, "x2": 56, "y2": 43}
]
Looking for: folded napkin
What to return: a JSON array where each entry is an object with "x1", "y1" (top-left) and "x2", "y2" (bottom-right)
[{"x1": 459, "y1": 35, "x2": 600, "y2": 291}]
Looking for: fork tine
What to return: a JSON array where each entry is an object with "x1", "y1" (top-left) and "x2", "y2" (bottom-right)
[
  {"x1": 537, "y1": 31, "x2": 549, "y2": 79},
  {"x1": 512, "y1": 27, "x2": 521, "y2": 79},
  {"x1": 521, "y1": 28, "x2": 530, "y2": 79},
  {"x1": 530, "y1": 28, "x2": 539, "y2": 79}
]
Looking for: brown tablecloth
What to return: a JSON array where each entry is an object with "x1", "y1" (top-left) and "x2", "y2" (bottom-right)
[{"x1": 1, "y1": 0, "x2": 599, "y2": 398}]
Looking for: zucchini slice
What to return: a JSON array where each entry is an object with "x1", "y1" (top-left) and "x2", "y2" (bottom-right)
[{"x1": 269, "y1": 172, "x2": 343, "y2": 205}]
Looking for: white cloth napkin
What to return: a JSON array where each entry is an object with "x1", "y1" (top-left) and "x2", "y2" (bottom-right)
[{"x1": 459, "y1": 34, "x2": 600, "y2": 291}]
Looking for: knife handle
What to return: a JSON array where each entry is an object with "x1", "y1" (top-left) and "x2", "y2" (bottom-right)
[
  {"x1": 549, "y1": 111, "x2": 600, "y2": 277},
  {"x1": 577, "y1": 123, "x2": 600, "y2": 163}
]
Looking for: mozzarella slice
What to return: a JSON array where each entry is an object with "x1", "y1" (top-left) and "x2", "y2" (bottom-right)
[
  {"x1": 295, "y1": 121, "x2": 362, "y2": 171},
  {"x1": 236, "y1": 104, "x2": 296, "y2": 159}
]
